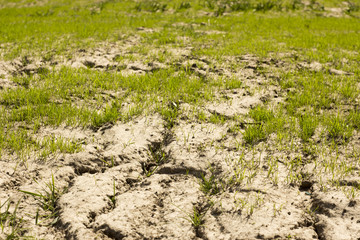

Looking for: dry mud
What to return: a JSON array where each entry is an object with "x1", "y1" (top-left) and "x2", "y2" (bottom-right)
[{"x1": 0, "y1": 42, "x2": 359, "y2": 240}]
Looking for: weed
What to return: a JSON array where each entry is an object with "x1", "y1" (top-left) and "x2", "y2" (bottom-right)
[
  {"x1": 199, "y1": 174, "x2": 220, "y2": 195},
  {"x1": 159, "y1": 105, "x2": 179, "y2": 129},
  {"x1": 326, "y1": 114, "x2": 353, "y2": 141},
  {"x1": 266, "y1": 156, "x2": 279, "y2": 185},
  {"x1": 108, "y1": 180, "x2": 116, "y2": 207},
  {"x1": 249, "y1": 106, "x2": 274, "y2": 122},
  {"x1": 148, "y1": 144, "x2": 169, "y2": 165},
  {"x1": 224, "y1": 78, "x2": 242, "y2": 89},
  {"x1": 101, "y1": 156, "x2": 115, "y2": 168},
  {"x1": 141, "y1": 162, "x2": 158, "y2": 177},
  {"x1": 214, "y1": 4, "x2": 226, "y2": 17},
  {"x1": 0, "y1": 198, "x2": 25, "y2": 239},
  {"x1": 306, "y1": 205, "x2": 319, "y2": 219},
  {"x1": 209, "y1": 112, "x2": 226, "y2": 125},
  {"x1": 243, "y1": 124, "x2": 266, "y2": 145},
  {"x1": 19, "y1": 174, "x2": 66, "y2": 225},
  {"x1": 11, "y1": 76, "x2": 30, "y2": 89},
  {"x1": 348, "y1": 110, "x2": 360, "y2": 129},
  {"x1": 228, "y1": 0, "x2": 252, "y2": 11},
  {"x1": 245, "y1": 191, "x2": 264, "y2": 217},
  {"x1": 303, "y1": 142, "x2": 317, "y2": 157},
  {"x1": 255, "y1": 0, "x2": 280, "y2": 12},
  {"x1": 197, "y1": 143, "x2": 206, "y2": 152},
  {"x1": 197, "y1": 110, "x2": 207, "y2": 122},
  {"x1": 340, "y1": 80, "x2": 358, "y2": 100},
  {"x1": 346, "y1": 1, "x2": 360, "y2": 14},
  {"x1": 227, "y1": 123, "x2": 241, "y2": 135},
  {"x1": 243, "y1": 106, "x2": 279, "y2": 144},
  {"x1": 273, "y1": 203, "x2": 283, "y2": 217},
  {"x1": 343, "y1": 186, "x2": 359, "y2": 200},
  {"x1": 184, "y1": 206, "x2": 207, "y2": 228},
  {"x1": 234, "y1": 196, "x2": 248, "y2": 212},
  {"x1": 299, "y1": 113, "x2": 318, "y2": 142}
]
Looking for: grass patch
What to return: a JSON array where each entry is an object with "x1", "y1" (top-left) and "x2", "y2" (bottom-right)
[{"x1": 19, "y1": 174, "x2": 67, "y2": 226}]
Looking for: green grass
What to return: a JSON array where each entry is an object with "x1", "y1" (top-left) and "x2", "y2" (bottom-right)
[
  {"x1": 0, "y1": 0, "x2": 358, "y2": 60},
  {"x1": 185, "y1": 206, "x2": 206, "y2": 229},
  {"x1": 0, "y1": 0, "x2": 359, "y2": 203},
  {"x1": 326, "y1": 113, "x2": 353, "y2": 141},
  {"x1": 199, "y1": 174, "x2": 220, "y2": 195},
  {"x1": 0, "y1": 198, "x2": 25, "y2": 239},
  {"x1": 243, "y1": 106, "x2": 287, "y2": 145},
  {"x1": 243, "y1": 124, "x2": 266, "y2": 145},
  {"x1": 19, "y1": 174, "x2": 66, "y2": 226},
  {"x1": 0, "y1": 66, "x2": 227, "y2": 159},
  {"x1": 299, "y1": 113, "x2": 318, "y2": 142}
]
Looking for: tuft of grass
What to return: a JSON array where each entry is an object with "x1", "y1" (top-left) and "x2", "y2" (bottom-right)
[
  {"x1": 19, "y1": 174, "x2": 66, "y2": 225},
  {"x1": 249, "y1": 106, "x2": 274, "y2": 122},
  {"x1": 348, "y1": 110, "x2": 360, "y2": 130},
  {"x1": 199, "y1": 174, "x2": 220, "y2": 195},
  {"x1": 185, "y1": 206, "x2": 206, "y2": 228},
  {"x1": 326, "y1": 114, "x2": 353, "y2": 141},
  {"x1": 243, "y1": 124, "x2": 266, "y2": 145},
  {"x1": 243, "y1": 106, "x2": 279, "y2": 145},
  {"x1": 0, "y1": 198, "x2": 25, "y2": 239},
  {"x1": 91, "y1": 101, "x2": 121, "y2": 128},
  {"x1": 209, "y1": 113, "x2": 226, "y2": 125},
  {"x1": 299, "y1": 113, "x2": 318, "y2": 142},
  {"x1": 38, "y1": 136, "x2": 82, "y2": 160}
]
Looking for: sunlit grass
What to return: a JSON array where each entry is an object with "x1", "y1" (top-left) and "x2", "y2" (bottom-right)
[{"x1": 0, "y1": 0, "x2": 358, "y2": 195}]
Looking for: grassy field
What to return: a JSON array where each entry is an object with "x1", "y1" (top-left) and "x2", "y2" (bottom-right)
[{"x1": 0, "y1": 0, "x2": 360, "y2": 239}]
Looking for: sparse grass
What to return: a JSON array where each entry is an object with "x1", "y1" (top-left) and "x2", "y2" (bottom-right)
[
  {"x1": 243, "y1": 106, "x2": 285, "y2": 145},
  {"x1": 0, "y1": 66, "x2": 223, "y2": 159},
  {"x1": 0, "y1": 198, "x2": 25, "y2": 239},
  {"x1": 199, "y1": 174, "x2": 220, "y2": 195},
  {"x1": 243, "y1": 124, "x2": 266, "y2": 145},
  {"x1": 37, "y1": 136, "x2": 83, "y2": 160},
  {"x1": 0, "y1": 0, "x2": 357, "y2": 177},
  {"x1": 0, "y1": 0, "x2": 360, "y2": 237},
  {"x1": 19, "y1": 174, "x2": 66, "y2": 225},
  {"x1": 233, "y1": 191, "x2": 265, "y2": 217},
  {"x1": 249, "y1": 106, "x2": 274, "y2": 122},
  {"x1": 148, "y1": 144, "x2": 169, "y2": 165},
  {"x1": 326, "y1": 114, "x2": 353, "y2": 141},
  {"x1": 108, "y1": 179, "x2": 117, "y2": 208},
  {"x1": 208, "y1": 113, "x2": 226, "y2": 125},
  {"x1": 299, "y1": 113, "x2": 318, "y2": 142},
  {"x1": 185, "y1": 206, "x2": 206, "y2": 228}
]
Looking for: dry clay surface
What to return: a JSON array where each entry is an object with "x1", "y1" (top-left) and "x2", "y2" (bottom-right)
[
  {"x1": 2, "y1": 112, "x2": 359, "y2": 239},
  {"x1": 1, "y1": 107, "x2": 359, "y2": 239},
  {"x1": 0, "y1": 45, "x2": 359, "y2": 240}
]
